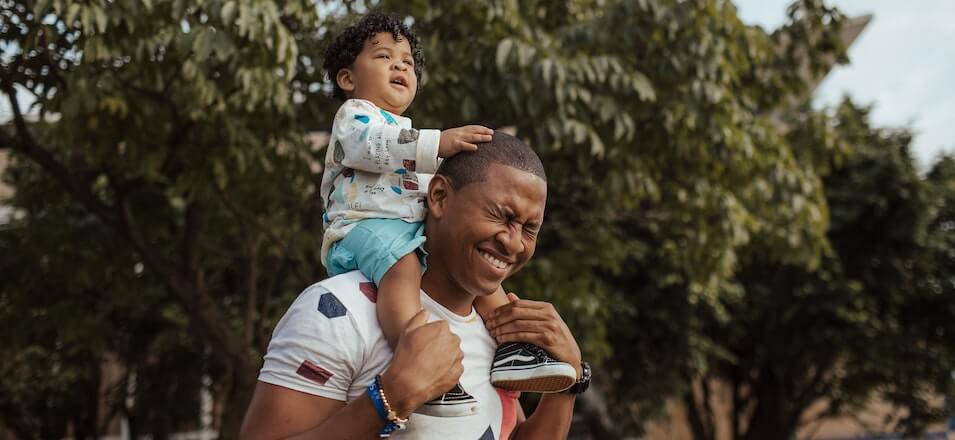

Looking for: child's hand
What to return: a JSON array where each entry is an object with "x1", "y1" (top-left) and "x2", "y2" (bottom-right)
[{"x1": 438, "y1": 125, "x2": 494, "y2": 158}]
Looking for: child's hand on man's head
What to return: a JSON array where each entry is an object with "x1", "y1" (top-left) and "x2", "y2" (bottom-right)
[{"x1": 438, "y1": 125, "x2": 494, "y2": 158}]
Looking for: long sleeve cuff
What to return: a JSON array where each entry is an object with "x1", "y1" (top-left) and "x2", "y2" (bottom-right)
[{"x1": 415, "y1": 129, "x2": 441, "y2": 173}]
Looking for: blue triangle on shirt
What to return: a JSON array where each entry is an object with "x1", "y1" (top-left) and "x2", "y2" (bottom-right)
[
  {"x1": 354, "y1": 114, "x2": 370, "y2": 124},
  {"x1": 379, "y1": 108, "x2": 398, "y2": 125},
  {"x1": 477, "y1": 426, "x2": 494, "y2": 440}
]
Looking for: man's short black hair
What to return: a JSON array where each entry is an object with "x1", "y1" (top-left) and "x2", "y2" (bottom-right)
[
  {"x1": 322, "y1": 13, "x2": 425, "y2": 101},
  {"x1": 437, "y1": 131, "x2": 547, "y2": 190}
]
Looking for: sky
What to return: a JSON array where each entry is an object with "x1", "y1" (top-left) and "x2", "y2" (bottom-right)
[{"x1": 734, "y1": 0, "x2": 955, "y2": 170}]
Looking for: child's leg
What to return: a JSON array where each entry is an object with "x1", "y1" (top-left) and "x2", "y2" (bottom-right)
[
  {"x1": 474, "y1": 285, "x2": 510, "y2": 322},
  {"x1": 381, "y1": 255, "x2": 478, "y2": 418},
  {"x1": 377, "y1": 252, "x2": 424, "y2": 349},
  {"x1": 481, "y1": 286, "x2": 579, "y2": 393}
]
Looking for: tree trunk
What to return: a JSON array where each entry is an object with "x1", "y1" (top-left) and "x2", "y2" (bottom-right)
[
  {"x1": 576, "y1": 381, "x2": 622, "y2": 438},
  {"x1": 218, "y1": 369, "x2": 258, "y2": 440}
]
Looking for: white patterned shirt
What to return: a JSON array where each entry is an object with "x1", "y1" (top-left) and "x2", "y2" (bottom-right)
[
  {"x1": 258, "y1": 271, "x2": 520, "y2": 439},
  {"x1": 319, "y1": 99, "x2": 441, "y2": 265}
]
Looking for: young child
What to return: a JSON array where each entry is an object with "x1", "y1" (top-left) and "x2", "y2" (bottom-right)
[{"x1": 320, "y1": 13, "x2": 577, "y2": 417}]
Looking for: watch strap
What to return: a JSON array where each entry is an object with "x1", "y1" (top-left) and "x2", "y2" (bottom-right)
[{"x1": 562, "y1": 362, "x2": 591, "y2": 395}]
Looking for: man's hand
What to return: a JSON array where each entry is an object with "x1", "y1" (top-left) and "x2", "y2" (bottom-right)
[
  {"x1": 438, "y1": 125, "x2": 494, "y2": 158},
  {"x1": 380, "y1": 309, "x2": 465, "y2": 417},
  {"x1": 485, "y1": 293, "x2": 583, "y2": 378}
]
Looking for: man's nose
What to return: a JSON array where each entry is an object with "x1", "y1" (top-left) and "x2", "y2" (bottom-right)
[
  {"x1": 392, "y1": 61, "x2": 408, "y2": 71},
  {"x1": 497, "y1": 227, "x2": 525, "y2": 256}
]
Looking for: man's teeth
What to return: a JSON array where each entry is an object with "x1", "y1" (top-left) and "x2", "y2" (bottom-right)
[{"x1": 479, "y1": 251, "x2": 508, "y2": 270}]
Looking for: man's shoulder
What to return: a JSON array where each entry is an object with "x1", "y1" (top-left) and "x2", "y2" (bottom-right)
[
  {"x1": 311, "y1": 270, "x2": 380, "y2": 306},
  {"x1": 299, "y1": 271, "x2": 383, "y2": 339}
]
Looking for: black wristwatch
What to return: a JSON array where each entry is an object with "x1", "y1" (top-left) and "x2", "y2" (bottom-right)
[{"x1": 562, "y1": 362, "x2": 591, "y2": 395}]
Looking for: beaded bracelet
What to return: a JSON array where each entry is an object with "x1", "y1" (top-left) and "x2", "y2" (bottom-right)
[{"x1": 366, "y1": 375, "x2": 407, "y2": 437}]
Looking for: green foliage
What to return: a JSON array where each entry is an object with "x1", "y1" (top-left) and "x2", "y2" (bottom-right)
[
  {"x1": 1, "y1": 0, "x2": 324, "y2": 436},
  {"x1": 683, "y1": 100, "x2": 955, "y2": 439}
]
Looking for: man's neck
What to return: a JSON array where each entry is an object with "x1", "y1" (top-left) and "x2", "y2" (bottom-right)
[{"x1": 420, "y1": 268, "x2": 476, "y2": 317}]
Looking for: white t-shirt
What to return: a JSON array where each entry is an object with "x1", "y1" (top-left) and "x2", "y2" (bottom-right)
[{"x1": 258, "y1": 271, "x2": 520, "y2": 440}]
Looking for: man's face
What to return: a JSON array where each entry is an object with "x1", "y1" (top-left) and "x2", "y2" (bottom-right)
[
  {"x1": 428, "y1": 164, "x2": 547, "y2": 297},
  {"x1": 338, "y1": 32, "x2": 417, "y2": 115}
]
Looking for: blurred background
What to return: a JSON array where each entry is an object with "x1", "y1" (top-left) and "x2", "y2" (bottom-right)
[{"x1": 1, "y1": 0, "x2": 953, "y2": 439}]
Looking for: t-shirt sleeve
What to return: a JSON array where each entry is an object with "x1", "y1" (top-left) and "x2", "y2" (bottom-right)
[
  {"x1": 331, "y1": 99, "x2": 440, "y2": 174},
  {"x1": 258, "y1": 286, "x2": 365, "y2": 401}
]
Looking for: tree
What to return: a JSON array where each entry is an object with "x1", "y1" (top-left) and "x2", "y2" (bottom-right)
[
  {"x1": 1, "y1": 1, "x2": 325, "y2": 437},
  {"x1": 680, "y1": 99, "x2": 955, "y2": 440}
]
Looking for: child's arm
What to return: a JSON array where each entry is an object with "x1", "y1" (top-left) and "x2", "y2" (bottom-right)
[
  {"x1": 474, "y1": 285, "x2": 510, "y2": 325},
  {"x1": 333, "y1": 100, "x2": 493, "y2": 174},
  {"x1": 333, "y1": 100, "x2": 441, "y2": 174}
]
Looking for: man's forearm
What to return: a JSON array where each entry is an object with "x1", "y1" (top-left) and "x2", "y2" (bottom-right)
[
  {"x1": 285, "y1": 395, "x2": 388, "y2": 440},
  {"x1": 512, "y1": 393, "x2": 576, "y2": 440},
  {"x1": 240, "y1": 391, "x2": 389, "y2": 440}
]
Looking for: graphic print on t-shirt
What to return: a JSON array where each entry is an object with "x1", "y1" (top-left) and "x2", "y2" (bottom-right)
[
  {"x1": 477, "y1": 426, "x2": 494, "y2": 440},
  {"x1": 359, "y1": 282, "x2": 378, "y2": 303},
  {"x1": 317, "y1": 292, "x2": 347, "y2": 318},
  {"x1": 296, "y1": 359, "x2": 333, "y2": 385}
]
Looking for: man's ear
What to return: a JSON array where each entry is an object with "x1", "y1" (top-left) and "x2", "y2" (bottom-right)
[
  {"x1": 427, "y1": 175, "x2": 453, "y2": 219},
  {"x1": 336, "y1": 68, "x2": 355, "y2": 94}
]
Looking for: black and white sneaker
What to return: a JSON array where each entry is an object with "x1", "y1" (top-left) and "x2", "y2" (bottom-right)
[
  {"x1": 490, "y1": 342, "x2": 577, "y2": 392},
  {"x1": 415, "y1": 383, "x2": 479, "y2": 417}
]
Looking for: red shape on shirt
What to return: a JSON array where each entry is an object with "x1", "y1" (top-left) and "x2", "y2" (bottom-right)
[
  {"x1": 359, "y1": 282, "x2": 378, "y2": 303},
  {"x1": 296, "y1": 360, "x2": 333, "y2": 385},
  {"x1": 402, "y1": 180, "x2": 419, "y2": 190},
  {"x1": 403, "y1": 159, "x2": 416, "y2": 172}
]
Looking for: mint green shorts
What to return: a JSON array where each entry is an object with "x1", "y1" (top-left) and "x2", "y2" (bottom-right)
[{"x1": 326, "y1": 218, "x2": 427, "y2": 285}]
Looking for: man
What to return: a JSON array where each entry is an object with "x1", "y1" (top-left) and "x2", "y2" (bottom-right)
[{"x1": 240, "y1": 132, "x2": 590, "y2": 439}]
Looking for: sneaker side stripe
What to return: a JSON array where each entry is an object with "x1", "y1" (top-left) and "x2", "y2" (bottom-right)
[{"x1": 492, "y1": 353, "x2": 537, "y2": 368}]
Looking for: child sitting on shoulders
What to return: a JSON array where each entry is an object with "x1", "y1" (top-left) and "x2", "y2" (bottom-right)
[{"x1": 320, "y1": 13, "x2": 577, "y2": 418}]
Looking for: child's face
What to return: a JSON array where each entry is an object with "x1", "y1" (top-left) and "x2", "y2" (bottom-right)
[{"x1": 337, "y1": 32, "x2": 418, "y2": 115}]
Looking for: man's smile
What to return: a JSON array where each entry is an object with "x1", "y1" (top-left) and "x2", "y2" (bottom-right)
[{"x1": 478, "y1": 249, "x2": 513, "y2": 272}]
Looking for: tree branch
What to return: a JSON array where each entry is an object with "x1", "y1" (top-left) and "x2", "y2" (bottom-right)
[
  {"x1": 0, "y1": 85, "x2": 116, "y2": 224},
  {"x1": 685, "y1": 374, "x2": 715, "y2": 440},
  {"x1": 731, "y1": 369, "x2": 741, "y2": 440},
  {"x1": 258, "y1": 254, "x2": 287, "y2": 351},
  {"x1": 183, "y1": 197, "x2": 203, "y2": 283},
  {"x1": 111, "y1": 178, "x2": 256, "y2": 381},
  {"x1": 575, "y1": 380, "x2": 622, "y2": 439},
  {"x1": 792, "y1": 362, "x2": 828, "y2": 416},
  {"x1": 244, "y1": 234, "x2": 262, "y2": 346},
  {"x1": 212, "y1": 183, "x2": 311, "y2": 285}
]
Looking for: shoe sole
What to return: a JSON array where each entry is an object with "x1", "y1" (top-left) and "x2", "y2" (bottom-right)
[
  {"x1": 491, "y1": 364, "x2": 578, "y2": 392},
  {"x1": 415, "y1": 400, "x2": 480, "y2": 418}
]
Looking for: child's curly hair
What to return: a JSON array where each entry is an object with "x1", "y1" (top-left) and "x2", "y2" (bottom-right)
[{"x1": 322, "y1": 13, "x2": 425, "y2": 101}]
